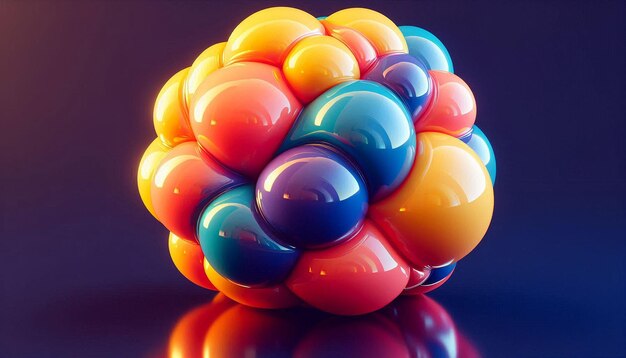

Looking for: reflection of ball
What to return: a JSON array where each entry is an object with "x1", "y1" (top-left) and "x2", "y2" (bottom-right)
[
  {"x1": 256, "y1": 145, "x2": 368, "y2": 248},
  {"x1": 138, "y1": 6, "x2": 495, "y2": 315}
]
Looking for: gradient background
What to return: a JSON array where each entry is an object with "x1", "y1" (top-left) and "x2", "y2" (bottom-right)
[{"x1": 1, "y1": 0, "x2": 625, "y2": 356}]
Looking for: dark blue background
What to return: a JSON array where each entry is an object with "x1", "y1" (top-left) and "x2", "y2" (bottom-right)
[{"x1": 1, "y1": 1, "x2": 624, "y2": 356}]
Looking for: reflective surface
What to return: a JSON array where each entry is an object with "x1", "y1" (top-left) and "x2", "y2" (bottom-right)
[
  {"x1": 283, "y1": 35, "x2": 359, "y2": 103},
  {"x1": 204, "y1": 259, "x2": 301, "y2": 309},
  {"x1": 363, "y1": 53, "x2": 433, "y2": 121},
  {"x1": 466, "y1": 125, "x2": 497, "y2": 185},
  {"x1": 222, "y1": 7, "x2": 324, "y2": 66},
  {"x1": 286, "y1": 220, "x2": 409, "y2": 315},
  {"x1": 150, "y1": 142, "x2": 243, "y2": 241},
  {"x1": 197, "y1": 185, "x2": 299, "y2": 287},
  {"x1": 184, "y1": 42, "x2": 225, "y2": 107},
  {"x1": 321, "y1": 20, "x2": 378, "y2": 73},
  {"x1": 153, "y1": 68, "x2": 194, "y2": 147},
  {"x1": 190, "y1": 62, "x2": 302, "y2": 178},
  {"x1": 400, "y1": 25, "x2": 454, "y2": 73},
  {"x1": 168, "y1": 232, "x2": 217, "y2": 290},
  {"x1": 162, "y1": 293, "x2": 480, "y2": 358},
  {"x1": 415, "y1": 70, "x2": 476, "y2": 136},
  {"x1": 369, "y1": 132, "x2": 494, "y2": 268},
  {"x1": 326, "y1": 8, "x2": 408, "y2": 56},
  {"x1": 256, "y1": 145, "x2": 368, "y2": 248},
  {"x1": 4, "y1": 1, "x2": 625, "y2": 356},
  {"x1": 282, "y1": 80, "x2": 416, "y2": 201},
  {"x1": 137, "y1": 138, "x2": 170, "y2": 218}
]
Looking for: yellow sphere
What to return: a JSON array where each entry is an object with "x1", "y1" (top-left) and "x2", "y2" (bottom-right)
[
  {"x1": 283, "y1": 36, "x2": 359, "y2": 103},
  {"x1": 137, "y1": 138, "x2": 170, "y2": 219},
  {"x1": 153, "y1": 68, "x2": 194, "y2": 147},
  {"x1": 369, "y1": 132, "x2": 494, "y2": 268},
  {"x1": 222, "y1": 7, "x2": 324, "y2": 66},
  {"x1": 184, "y1": 42, "x2": 226, "y2": 108},
  {"x1": 326, "y1": 8, "x2": 408, "y2": 56}
]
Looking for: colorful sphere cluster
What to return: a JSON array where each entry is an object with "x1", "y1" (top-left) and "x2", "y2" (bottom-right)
[{"x1": 138, "y1": 7, "x2": 496, "y2": 315}]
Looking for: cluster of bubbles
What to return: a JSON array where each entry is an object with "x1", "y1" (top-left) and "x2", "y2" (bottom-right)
[{"x1": 138, "y1": 7, "x2": 496, "y2": 315}]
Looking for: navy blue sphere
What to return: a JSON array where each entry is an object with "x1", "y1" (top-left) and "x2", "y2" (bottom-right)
[
  {"x1": 363, "y1": 53, "x2": 433, "y2": 121},
  {"x1": 256, "y1": 145, "x2": 368, "y2": 249}
]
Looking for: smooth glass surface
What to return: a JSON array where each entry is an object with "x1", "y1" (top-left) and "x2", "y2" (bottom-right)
[
  {"x1": 363, "y1": 53, "x2": 433, "y2": 121},
  {"x1": 326, "y1": 8, "x2": 408, "y2": 56},
  {"x1": 321, "y1": 20, "x2": 378, "y2": 72},
  {"x1": 197, "y1": 185, "x2": 299, "y2": 287},
  {"x1": 286, "y1": 220, "x2": 409, "y2": 315},
  {"x1": 282, "y1": 80, "x2": 416, "y2": 201},
  {"x1": 466, "y1": 125, "x2": 497, "y2": 185},
  {"x1": 369, "y1": 132, "x2": 494, "y2": 268},
  {"x1": 222, "y1": 7, "x2": 324, "y2": 66},
  {"x1": 414, "y1": 70, "x2": 476, "y2": 136},
  {"x1": 190, "y1": 62, "x2": 301, "y2": 178},
  {"x1": 256, "y1": 145, "x2": 368, "y2": 248},
  {"x1": 399, "y1": 25, "x2": 454, "y2": 72},
  {"x1": 283, "y1": 35, "x2": 359, "y2": 103},
  {"x1": 150, "y1": 142, "x2": 243, "y2": 241}
]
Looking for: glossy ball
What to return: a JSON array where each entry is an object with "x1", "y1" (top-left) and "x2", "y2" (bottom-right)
[
  {"x1": 153, "y1": 68, "x2": 194, "y2": 147},
  {"x1": 150, "y1": 142, "x2": 243, "y2": 240},
  {"x1": 222, "y1": 7, "x2": 324, "y2": 66},
  {"x1": 415, "y1": 70, "x2": 476, "y2": 136},
  {"x1": 321, "y1": 20, "x2": 378, "y2": 72},
  {"x1": 137, "y1": 138, "x2": 170, "y2": 219},
  {"x1": 400, "y1": 26, "x2": 454, "y2": 72},
  {"x1": 257, "y1": 145, "x2": 368, "y2": 248},
  {"x1": 369, "y1": 132, "x2": 494, "y2": 268},
  {"x1": 466, "y1": 125, "x2": 496, "y2": 184},
  {"x1": 282, "y1": 80, "x2": 416, "y2": 201},
  {"x1": 190, "y1": 62, "x2": 301, "y2": 177},
  {"x1": 286, "y1": 221, "x2": 410, "y2": 315},
  {"x1": 184, "y1": 42, "x2": 225, "y2": 107},
  {"x1": 283, "y1": 35, "x2": 359, "y2": 103},
  {"x1": 326, "y1": 8, "x2": 407, "y2": 56},
  {"x1": 197, "y1": 185, "x2": 299, "y2": 287},
  {"x1": 168, "y1": 232, "x2": 217, "y2": 290},
  {"x1": 364, "y1": 53, "x2": 433, "y2": 121}
]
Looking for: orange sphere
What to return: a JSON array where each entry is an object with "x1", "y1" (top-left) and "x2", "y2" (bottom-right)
[
  {"x1": 326, "y1": 8, "x2": 407, "y2": 56},
  {"x1": 203, "y1": 259, "x2": 301, "y2": 309},
  {"x1": 184, "y1": 42, "x2": 226, "y2": 107},
  {"x1": 168, "y1": 232, "x2": 216, "y2": 290},
  {"x1": 190, "y1": 62, "x2": 301, "y2": 177},
  {"x1": 222, "y1": 7, "x2": 324, "y2": 66},
  {"x1": 286, "y1": 221, "x2": 409, "y2": 315},
  {"x1": 150, "y1": 142, "x2": 242, "y2": 240},
  {"x1": 137, "y1": 138, "x2": 170, "y2": 219},
  {"x1": 283, "y1": 35, "x2": 359, "y2": 103},
  {"x1": 369, "y1": 132, "x2": 494, "y2": 268},
  {"x1": 153, "y1": 68, "x2": 194, "y2": 147}
]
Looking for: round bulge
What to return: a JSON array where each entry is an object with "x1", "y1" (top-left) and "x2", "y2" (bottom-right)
[
  {"x1": 283, "y1": 35, "x2": 360, "y2": 103},
  {"x1": 369, "y1": 132, "x2": 494, "y2": 268}
]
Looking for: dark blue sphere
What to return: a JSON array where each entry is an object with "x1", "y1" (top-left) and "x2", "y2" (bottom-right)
[{"x1": 256, "y1": 145, "x2": 368, "y2": 249}]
